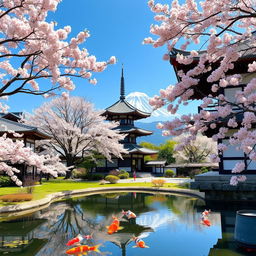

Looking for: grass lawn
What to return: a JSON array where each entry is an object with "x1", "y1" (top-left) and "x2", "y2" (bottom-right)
[{"x1": 0, "y1": 179, "x2": 188, "y2": 206}]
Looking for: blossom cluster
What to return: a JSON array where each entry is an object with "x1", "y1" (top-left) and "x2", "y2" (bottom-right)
[{"x1": 0, "y1": 0, "x2": 116, "y2": 98}]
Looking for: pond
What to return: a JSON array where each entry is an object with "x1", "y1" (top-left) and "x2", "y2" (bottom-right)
[{"x1": 0, "y1": 192, "x2": 255, "y2": 256}]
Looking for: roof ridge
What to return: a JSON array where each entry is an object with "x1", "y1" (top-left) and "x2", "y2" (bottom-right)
[{"x1": 0, "y1": 117, "x2": 39, "y2": 130}]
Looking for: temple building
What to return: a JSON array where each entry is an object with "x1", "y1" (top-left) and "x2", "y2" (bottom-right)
[
  {"x1": 169, "y1": 45, "x2": 256, "y2": 175},
  {"x1": 96, "y1": 68, "x2": 158, "y2": 173},
  {"x1": 0, "y1": 112, "x2": 50, "y2": 184},
  {"x1": 168, "y1": 42, "x2": 256, "y2": 200}
]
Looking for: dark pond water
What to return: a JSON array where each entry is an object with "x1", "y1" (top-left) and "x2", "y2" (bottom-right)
[{"x1": 0, "y1": 192, "x2": 255, "y2": 256}]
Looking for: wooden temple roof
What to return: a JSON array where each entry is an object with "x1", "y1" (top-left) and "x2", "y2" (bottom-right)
[
  {"x1": 104, "y1": 98, "x2": 151, "y2": 119},
  {"x1": 113, "y1": 125, "x2": 153, "y2": 136},
  {"x1": 168, "y1": 39, "x2": 256, "y2": 100},
  {"x1": 124, "y1": 143, "x2": 158, "y2": 155},
  {"x1": 0, "y1": 112, "x2": 23, "y2": 122},
  {"x1": 0, "y1": 118, "x2": 50, "y2": 140}
]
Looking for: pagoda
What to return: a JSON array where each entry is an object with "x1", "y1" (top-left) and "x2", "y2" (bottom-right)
[{"x1": 97, "y1": 67, "x2": 158, "y2": 173}]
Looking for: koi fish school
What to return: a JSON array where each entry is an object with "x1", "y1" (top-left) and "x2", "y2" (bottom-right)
[{"x1": 65, "y1": 211, "x2": 149, "y2": 255}]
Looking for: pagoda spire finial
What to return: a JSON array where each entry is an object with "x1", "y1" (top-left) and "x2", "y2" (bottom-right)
[{"x1": 120, "y1": 64, "x2": 125, "y2": 100}]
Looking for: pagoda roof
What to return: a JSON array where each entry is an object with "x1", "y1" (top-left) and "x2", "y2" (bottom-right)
[
  {"x1": 0, "y1": 112, "x2": 23, "y2": 122},
  {"x1": 124, "y1": 143, "x2": 158, "y2": 155},
  {"x1": 0, "y1": 118, "x2": 50, "y2": 140},
  {"x1": 103, "y1": 66, "x2": 152, "y2": 120},
  {"x1": 114, "y1": 125, "x2": 153, "y2": 136},
  {"x1": 104, "y1": 99, "x2": 151, "y2": 119},
  {"x1": 170, "y1": 35, "x2": 256, "y2": 62}
]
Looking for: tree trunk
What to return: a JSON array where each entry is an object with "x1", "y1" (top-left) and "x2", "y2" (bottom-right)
[{"x1": 65, "y1": 157, "x2": 74, "y2": 179}]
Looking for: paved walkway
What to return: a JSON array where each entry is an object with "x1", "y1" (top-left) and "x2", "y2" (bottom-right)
[{"x1": 118, "y1": 177, "x2": 192, "y2": 184}]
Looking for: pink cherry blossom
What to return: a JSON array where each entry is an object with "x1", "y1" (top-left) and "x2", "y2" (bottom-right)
[{"x1": 146, "y1": 0, "x2": 256, "y2": 185}]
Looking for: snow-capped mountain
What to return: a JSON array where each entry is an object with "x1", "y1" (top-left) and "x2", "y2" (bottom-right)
[
  {"x1": 125, "y1": 92, "x2": 174, "y2": 144},
  {"x1": 126, "y1": 91, "x2": 175, "y2": 123}
]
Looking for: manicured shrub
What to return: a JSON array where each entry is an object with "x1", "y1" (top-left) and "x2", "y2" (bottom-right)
[
  {"x1": 118, "y1": 171, "x2": 129, "y2": 179},
  {"x1": 86, "y1": 173, "x2": 104, "y2": 181},
  {"x1": 201, "y1": 167, "x2": 209, "y2": 173},
  {"x1": 108, "y1": 169, "x2": 120, "y2": 177},
  {"x1": 105, "y1": 175, "x2": 119, "y2": 184},
  {"x1": 151, "y1": 179, "x2": 166, "y2": 187},
  {"x1": 73, "y1": 168, "x2": 88, "y2": 179},
  {"x1": 164, "y1": 169, "x2": 175, "y2": 178},
  {"x1": 99, "y1": 179, "x2": 107, "y2": 185},
  {"x1": 189, "y1": 169, "x2": 201, "y2": 179},
  {"x1": 0, "y1": 193, "x2": 33, "y2": 202},
  {"x1": 0, "y1": 176, "x2": 14, "y2": 187}
]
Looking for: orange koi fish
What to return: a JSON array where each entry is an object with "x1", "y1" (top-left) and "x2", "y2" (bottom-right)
[
  {"x1": 106, "y1": 217, "x2": 123, "y2": 235},
  {"x1": 132, "y1": 237, "x2": 149, "y2": 248},
  {"x1": 66, "y1": 234, "x2": 92, "y2": 246},
  {"x1": 84, "y1": 234, "x2": 92, "y2": 240},
  {"x1": 112, "y1": 216, "x2": 120, "y2": 226},
  {"x1": 66, "y1": 234, "x2": 84, "y2": 246},
  {"x1": 201, "y1": 217, "x2": 211, "y2": 226},
  {"x1": 66, "y1": 244, "x2": 101, "y2": 255},
  {"x1": 202, "y1": 209, "x2": 211, "y2": 216},
  {"x1": 122, "y1": 210, "x2": 136, "y2": 219}
]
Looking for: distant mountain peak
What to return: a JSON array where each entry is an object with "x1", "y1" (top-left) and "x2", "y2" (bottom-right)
[
  {"x1": 127, "y1": 92, "x2": 148, "y2": 97},
  {"x1": 126, "y1": 91, "x2": 175, "y2": 122}
]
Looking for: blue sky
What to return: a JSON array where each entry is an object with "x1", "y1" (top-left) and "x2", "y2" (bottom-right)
[{"x1": 7, "y1": 0, "x2": 199, "y2": 117}]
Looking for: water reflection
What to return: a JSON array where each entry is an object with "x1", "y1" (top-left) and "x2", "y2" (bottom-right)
[{"x1": 0, "y1": 192, "x2": 255, "y2": 256}]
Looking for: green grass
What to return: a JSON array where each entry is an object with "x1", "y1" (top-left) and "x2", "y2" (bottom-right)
[{"x1": 0, "y1": 179, "x2": 187, "y2": 206}]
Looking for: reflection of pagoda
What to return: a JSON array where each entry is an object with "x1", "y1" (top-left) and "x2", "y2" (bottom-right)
[
  {"x1": 0, "y1": 218, "x2": 48, "y2": 256},
  {"x1": 97, "y1": 218, "x2": 153, "y2": 256},
  {"x1": 97, "y1": 67, "x2": 158, "y2": 173}
]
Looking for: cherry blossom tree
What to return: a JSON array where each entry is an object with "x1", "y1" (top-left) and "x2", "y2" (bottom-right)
[
  {"x1": 0, "y1": 133, "x2": 67, "y2": 186},
  {"x1": 24, "y1": 96, "x2": 127, "y2": 178},
  {"x1": 0, "y1": 0, "x2": 116, "y2": 101},
  {"x1": 145, "y1": 0, "x2": 256, "y2": 184},
  {"x1": 173, "y1": 134, "x2": 217, "y2": 163},
  {"x1": 0, "y1": 0, "x2": 116, "y2": 185}
]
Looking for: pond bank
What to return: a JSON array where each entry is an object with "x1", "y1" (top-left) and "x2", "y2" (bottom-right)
[{"x1": 0, "y1": 186, "x2": 204, "y2": 217}]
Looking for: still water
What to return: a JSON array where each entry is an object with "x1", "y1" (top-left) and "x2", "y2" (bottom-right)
[{"x1": 0, "y1": 192, "x2": 255, "y2": 256}]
